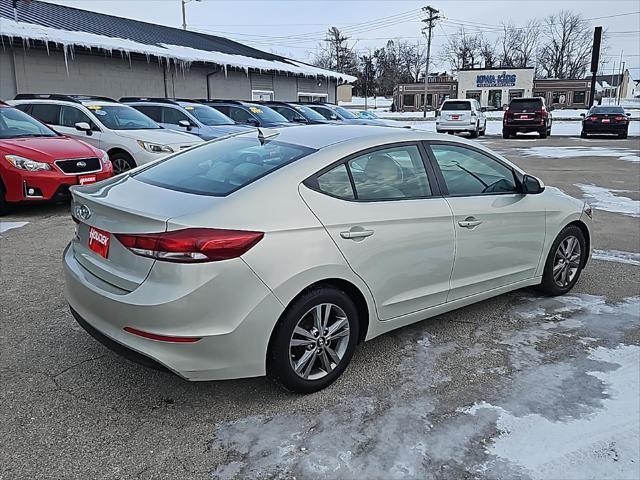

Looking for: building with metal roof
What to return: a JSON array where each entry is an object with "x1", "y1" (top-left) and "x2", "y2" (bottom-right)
[{"x1": 0, "y1": 0, "x2": 355, "y2": 102}]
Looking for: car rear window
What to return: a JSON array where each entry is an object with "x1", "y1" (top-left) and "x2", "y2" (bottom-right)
[
  {"x1": 509, "y1": 99, "x2": 543, "y2": 111},
  {"x1": 441, "y1": 101, "x2": 472, "y2": 111},
  {"x1": 135, "y1": 136, "x2": 315, "y2": 196},
  {"x1": 590, "y1": 106, "x2": 625, "y2": 114}
]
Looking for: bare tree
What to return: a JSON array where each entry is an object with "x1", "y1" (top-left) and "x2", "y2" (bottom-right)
[
  {"x1": 499, "y1": 21, "x2": 539, "y2": 67},
  {"x1": 312, "y1": 27, "x2": 358, "y2": 75},
  {"x1": 536, "y1": 11, "x2": 594, "y2": 78},
  {"x1": 398, "y1": 41, "x2": 427, "y2": 83},
  {"x1": 441, "y1": 28, "x2": 498, "y2": 70},
  {"x1": 478, "y1": 35, "x2": 498, "y2": 68}
]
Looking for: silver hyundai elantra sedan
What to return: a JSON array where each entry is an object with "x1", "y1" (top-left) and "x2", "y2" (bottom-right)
[{"x1": 64, "y1": 125, "x2": 592, "y2": 393}]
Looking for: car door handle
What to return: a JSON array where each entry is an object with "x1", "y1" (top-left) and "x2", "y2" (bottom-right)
[
  {"x1": 458, "y1": 217, "x2": 483, "y2": 228},
  {"x1": 340, "y1": 228, "x2": 374, "y2": 240}
]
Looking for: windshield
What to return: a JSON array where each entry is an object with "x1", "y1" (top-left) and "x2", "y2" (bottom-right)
[
  {"x1": 509, "y1": 99, "x2": 542, "y2": 111},
  {"x1": 293, "y1": 105, "x2": 326, "y2": 121},
  {"x1": 246, "y1": 104, "x2": 289, "y2": 123},
  {"x1": 135, "y1": 136, "x2": 315, "y2": 196},
  {"x1": 358, "y1": 111, "x2": 378, "y2": 119},
  {"x1": 441, "y1": 101, "x2": 472, "y2": 111},
  {"x1": 186, "y1": 105, "x2": 234, "y2": 126},
  {"x1": 88, "y1": 104, "x2": 161, "y2": 130},
  {"x1": 334, "y1": 106, "x2": 358, "y2": 119},
  {"x1": 0, "y1": 107, "x2": 58, "y2": 139},
  {"x1": 590, "y1": 106, "x2": 625, "y2": 114}
]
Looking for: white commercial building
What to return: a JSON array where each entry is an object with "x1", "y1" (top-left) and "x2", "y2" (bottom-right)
[{"x1": 456, "y1": 67, "x2": 535, "y2": 109}]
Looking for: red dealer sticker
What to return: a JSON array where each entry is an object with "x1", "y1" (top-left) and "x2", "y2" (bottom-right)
[
  {"x1": 79, "y1": 175, "x2": 97, "y2": 185},
  {"x1": 88, "y1": 226, "x2": 110, "y2": 258}
]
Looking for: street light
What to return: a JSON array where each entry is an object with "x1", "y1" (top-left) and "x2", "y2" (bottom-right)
[{"x1": 181, "y1": 0, "x2": 202, "y2": 30}]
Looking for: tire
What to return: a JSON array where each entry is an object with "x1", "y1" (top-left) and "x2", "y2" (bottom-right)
[
  {"x1": 619, "y1": 130, "x2": 628, "y2": 139},
  {"x1": 539, "y1": 225, "x2": 586, "y2": 296},
  {"x1": 539, "y1": 128, "x2": 548, "y2": 139},
  {"x1": 469, "y1": 125, "x2": 478, "y2": 138},
  {"x1": 0, "y1": 181, "x2": 10, "y2": 217},
  {"x1": 267, "y1": 286, "x2": 359, "y2": 394},
  {"x1": 580, "y1": 129, "x2": 587, "y2": 138},
  {"x1": 109, "y1": 152, "x2": 136, "y2": 175},
  {"x1": 479, "y1": 124, "x2": 486, "y2": 136},
  {"x1": 502, "y1": 129, "x2": 511, "y2": 139}
]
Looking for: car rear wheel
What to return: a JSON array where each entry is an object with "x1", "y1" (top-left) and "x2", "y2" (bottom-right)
[
  {"x1": 469, "y1": 126, "x2": 478, "y2": 138},
  {"x1": 502, "y1": 129, "x2": 511, "y2": 139},
  {"x1": 580, "y1": 129, "x2": 587, "y2": 138},
  {"x1": 267, "y1": 286, "x2": 359, "y2": 394},
  {"x1": 539, "y1": 225, "x2": 586, "y2": 296},
  {"x1": 110, "y1": 153, "x2": 136, "y2": 175},
  {"x1": 619, "y1": 130, "x2": 628, "y2": 139},
  {"x1": 539, "y1": 128, "x2": 548, "y2": 139}
]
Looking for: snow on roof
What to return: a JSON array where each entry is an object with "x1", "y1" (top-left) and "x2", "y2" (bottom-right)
[{"x1": 0, "y1": 17, "x2": 356, "y2": 83}]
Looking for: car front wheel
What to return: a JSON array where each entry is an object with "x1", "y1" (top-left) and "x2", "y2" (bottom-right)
[
  {"x1": 539, "y1": 225, "x2": 586, "y2": 296},
  {"x1": 267, "y1": 286, "x2": 359, "y2": 394},
  {"x1": 110, "y1": 153, "x2": 136, "y2": 175},
  {"x1": 0, "y1": 182, "x2": 10, "y2": 217}
]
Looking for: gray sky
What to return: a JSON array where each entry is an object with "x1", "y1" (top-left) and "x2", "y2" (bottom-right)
[{"x1": 46, "y1": 0, "x2": 640, "y2": 76}]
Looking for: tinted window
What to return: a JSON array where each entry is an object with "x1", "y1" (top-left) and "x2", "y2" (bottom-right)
[
  {"x1": 431, "y1": 144, "x2": 517, "y2": 195},
  {"x1": 509, "y1": 99, "x2": 543, "y2": 111},
  {"x1": 0, "y1": 107, "x2": 58, "y2": 138},
  {"x1": 132, "y1": 105, "x2": 162, "y2": 122},
  {"x1": 293, "y1": 105, "x2": 326, "y2": 121},
  {"x1": 60, "y1": 106, "x2": 94, "y2": 128},
  {"x1": 135, "y1": 137, "x2": 314, "y2": 196},
  {"x1": 272, "y1": 106, "x2": 299, "y2": 122},
  {"x1": 226, "y1": 106, "x2": 254, "y2": 124},
  {"x1": 309, "y1": 106, "x2": 335, "y2": 120},
  {"x1": 316, "y1": 164, "x2": 354, "y2": 199},
  {"x1": 441, "y1": 101, "x2": 472, "y2": 111},
  {"x1": 590, "y1": 106, "x2": 625, "y2": 114},
  {"x1": 186, "y1": 105, "x2": 234, "y2": 126},
  {"x1": 30, "y1": 104, "x2": 61, "y2": 125},
  {"x1": 245, "y1": 104, "x2": 288, "y2": 123},
  {"x1": 349, "y1": 145, "x2": 431, "y2": 200},
  {"x1": 88, "y1": 105, "x2": 160, "y2": 130},
  {"x1": 13, "y1": 104, "x2": 31, "y2": 113},
  {"x1": 162, "y1": 106, "x2": 190, "y2": 124},
  {"x1": 334, "y1": 106, "x2": 358, "y2": 119}
]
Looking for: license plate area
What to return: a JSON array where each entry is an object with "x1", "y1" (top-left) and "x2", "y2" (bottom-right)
[
  {"x1": 88, "y1": 226, "x2": 110, "y2": 258},
  {"x1": 602, "y1": 119, "x2": 610, "y2": 123},
  {"x1": 79, "y1": 175, "x2": 97, "y2": 185}
]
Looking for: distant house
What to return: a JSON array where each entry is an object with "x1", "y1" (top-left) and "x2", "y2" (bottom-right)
[
  {"x1": 0, "y1": 0, "x2": 355, "y2": 102},
  {"x1": 594, "y1": 71, "x2": 635, "y2": 102}
]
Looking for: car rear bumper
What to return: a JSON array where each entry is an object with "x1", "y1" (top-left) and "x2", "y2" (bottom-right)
[
  {"x1": 582, "y1": 123, "x2": 628, "y2": 134},
  {"x1": 63, "y1": 243, "x2": 284, "y2": 381},
  {"x1": 503, "y1": 121, "x2": 546, "y2": 132},
  {"x1": 436, "y1": 123, "x2": 476, "y2": 132},
  {"x1": 1, "y1": 167, "x2": 112, "y2": 203}
]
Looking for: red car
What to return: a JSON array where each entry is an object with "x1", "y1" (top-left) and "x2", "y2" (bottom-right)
[{"x1": 0, "y1": 102, "x2": 113, "y2": 215}]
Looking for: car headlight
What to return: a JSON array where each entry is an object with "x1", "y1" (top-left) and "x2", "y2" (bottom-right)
[
  {"x1": 137, "y1": 140, "x2": 174, "y2": 154},
  {"x1": 583, "y1": 202, "x2": 593, "y2": 219},
  {"x1": 98, "y1": 150, "x2": 110, "y2": 166},
  {"x1": 5, "y1": 155, "x2": 52, "y2": 171}
]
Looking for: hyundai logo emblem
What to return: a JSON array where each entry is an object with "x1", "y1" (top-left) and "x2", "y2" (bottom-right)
[
  {"x1": 76, "y1": 160, "x2": 87, "y2": 168},
  {"x1": 74, "y1": 204, "x2": 91, "y2": 221}
]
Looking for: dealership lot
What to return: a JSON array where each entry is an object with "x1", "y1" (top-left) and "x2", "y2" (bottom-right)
[{"x1": 1, "y1": 136, "x2": 639, "y2": 479}]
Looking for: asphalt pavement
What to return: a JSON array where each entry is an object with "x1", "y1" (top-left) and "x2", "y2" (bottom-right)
[{"x1": 1, "y1": 135, "x2": 639, "y2": 480}]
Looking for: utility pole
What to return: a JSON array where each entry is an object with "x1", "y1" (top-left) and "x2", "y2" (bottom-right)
[
  {"x1": 588, "y1": 26, "x2": 602, "y2": 108},
  {"x1": 181, "y1": 0, "x2": 201, "y2": 30},
  {"x1": 421, "y1": 6, "x2": 441, "y2": 118}
]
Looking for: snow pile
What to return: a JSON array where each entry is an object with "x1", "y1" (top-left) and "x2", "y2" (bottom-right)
[
  {"x1": 518, "y1": 146, "x2": 640, "y2": 163},
  {"x1": 576, "y1": 184, "x2": 640, "y2": 218},
  {"x1": 0, "y1": 221, "x2": 28, "y2": 234},
  {"x1": 0, "y1": 18, "x2": 356, "y2": 82}
]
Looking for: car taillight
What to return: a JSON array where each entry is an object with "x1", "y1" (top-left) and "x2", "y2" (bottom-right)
[
  {"x1": 614, "y1": 116, "x2": 626, "y2": 121},
  {"x1": 536, "y1": 110, "x2": 546, "y2": 117},
  {"x1": 588, "y1": 116, "x2": 598, "y2": 121},
  {"x1": 115, "y1": 228, "x2": 264, "y2": 263}
]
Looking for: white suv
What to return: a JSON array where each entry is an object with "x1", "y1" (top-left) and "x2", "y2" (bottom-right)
[
  {"x1": 10, "y1": 95, "x2": 203, "y2": 174},
  {"x1": 436, "y1": 99, "x2": 486, "y2": 138}
]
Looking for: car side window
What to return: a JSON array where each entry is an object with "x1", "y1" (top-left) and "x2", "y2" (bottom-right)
[
  {"x1": 30, "y1": 104, "x2": 61, "y2": 125},
  {"x1": 430, "y1": 144, "x2": 517, "y2": 195},
  {"x1": 14, "y1": 104, "x2": 31, "y2": 113},
  {"x1": 162, "y1": 107, "x2": 190, "y2": 125},
  {"x1": 315, "y1": 145, "x2": 431, "y2": 201},
  {"x1": 60, "y1": 106, "x2": 94, "y2": 129},
  {"x1": 227, "y1": 107, "x2": 253, "y2": 124},
  {"x1": 134, "y1": 105, "x2": 162, "y2": 123},
  {"x1": 310, "y1": 106, "x2": 333, "y2": 120}
]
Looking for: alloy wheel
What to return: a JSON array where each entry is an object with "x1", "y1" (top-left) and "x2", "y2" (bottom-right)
[
  {"x1": 553, "y1": 235, "x2": 581, "y2": 287},
  {"x1": 289, "y1": 303, "x2": 350, "y2": 380},
  {"x1": 111, "y1": 157, "x2": 132, "y2": 175}
]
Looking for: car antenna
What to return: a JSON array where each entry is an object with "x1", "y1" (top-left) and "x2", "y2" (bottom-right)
[{"x1": 257, "y1": 127, "x2": 279, "y2": 144}]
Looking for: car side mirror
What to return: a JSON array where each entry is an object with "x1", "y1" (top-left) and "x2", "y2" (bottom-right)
[
  {"x1": 75, "y1": 122, "x2": 92, "y2": 136},
  {"x1": 293, "y1": 117, "x2": 308, "y2": 123},
  {"x1": 626, "y1": 112, "x2": 631, "y2": 117},
  {"x1": 330, "y1": 114, "x2": 339, "y2": 120},
  {"x1": 246, "y1": 118, "x2": 260, "y2": 126},
  {"x1": 522, "y1": 174, "x2": 545, "y2": 194},
  {"x1": 580, "y1": 113, "x2": 585, "y2": 118},
  {"x1": 178, "y1": 119, "x2": 192, "y2": 131}
]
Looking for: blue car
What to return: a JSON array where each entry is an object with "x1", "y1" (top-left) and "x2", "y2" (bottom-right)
[{"x1": 122, "y1": 97, "x2": 254, "y2": 140}]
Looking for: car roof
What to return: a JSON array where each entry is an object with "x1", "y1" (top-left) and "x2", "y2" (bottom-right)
[{"x1": 11, "y1": 98, "x2": 120, "y2": 107}]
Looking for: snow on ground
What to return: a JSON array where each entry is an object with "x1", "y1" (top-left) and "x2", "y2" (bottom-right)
[
  {"x1": 592, "y1": 249, "x2": 640, "y2": 266},
  {"x1": 517, "y1": 146, "x2": 640, "y2": 163},
  {"x1": 0, "y1": 18, "x2": 356, "y2": 82},
  {"x1": 0, "y1": 221, "x2": 29, "y2": 234},
  {"x1": 575, "y1": 184, "x2": 640, "y2": 218}
]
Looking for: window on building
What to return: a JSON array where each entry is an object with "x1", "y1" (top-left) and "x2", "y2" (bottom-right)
[
  {"x1": 402, "y1": 94, "x2": 415, "y2": 107},
  {"x1": 252, "y1": 90, "x2": 274, "y2": 101},
  {"x1": 60, "y1": 106, "x2": 95, "y2": 129},
  {"x1": 573, "y1": 91, "x2": 586, "y2": 105},
  {"x1": 552, "y1": 91, "x2": 567, "y2": 104},
  {"x1": 30, "y1": 104, "x2": 61, "y2": 125},
  {"x1": 533, "y1": 91, "x2": 545, "y2": 98},
  {"x1": 508, "y1": 89, "x2": 524, "y2": 101},
  {"x1": 488, "y1": 90, "x2": 502, "y2": 109},
  {"x1": 430, "y1": 144, "x2": 517, "y2": 196},
  {"x1": 465, "y1": 90, "x2": 481, "y2": 102},
  {"x1": 419, "y1": 93, "x2": 433, "y2": 107},
  {"x1": 297, "y1": 94, "x2": 328, "y2": 103}
]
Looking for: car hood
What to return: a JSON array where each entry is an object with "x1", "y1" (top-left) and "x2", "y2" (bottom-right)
[
  {"x1": 0, "y1": 135, "x2": 100, "y2": 162},
  {"x1": 113, "y1": 128, "x2": 203, "y2": 145},
  {"x1": 202, "y1": 124, "x2": 256, "y2": 137}
]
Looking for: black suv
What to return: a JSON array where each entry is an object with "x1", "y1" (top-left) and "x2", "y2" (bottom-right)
[
  {"x1": 200, "y1": 100, "x2": 291, "y2": 128},
  {"x1": 263, "y1": 101, "x2": 330, "y2": 124},
  {"x1": 503, "y1": 97, "x2": 552, "y2": 139}
]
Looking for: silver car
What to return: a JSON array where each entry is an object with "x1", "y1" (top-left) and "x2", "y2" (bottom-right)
[{"x1": 64, "y1": 125, "x2": 593, "y2": 393}]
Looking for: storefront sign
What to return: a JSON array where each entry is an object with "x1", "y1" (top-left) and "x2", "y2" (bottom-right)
[{"x1": 476, "y1": 72, "x2": 517, "y2": 88}]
